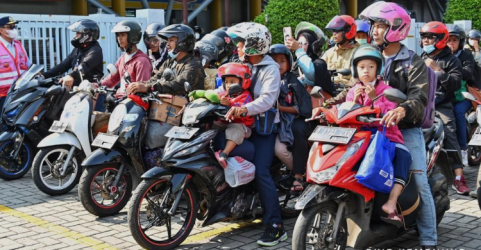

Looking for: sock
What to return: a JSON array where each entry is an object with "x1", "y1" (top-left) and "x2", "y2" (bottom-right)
[{"x1": 456, "y1": 175, "x2": 462, "y2": 181}]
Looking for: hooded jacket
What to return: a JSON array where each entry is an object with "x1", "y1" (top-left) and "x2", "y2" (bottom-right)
[
  {"x1": 421, "y1": 46, "x2": 462, "y2": 105},
  {"x1": 102, "y1": 50, "x2": 152, "y2": 88},
  {"x1": 43, "y1": 41, "x2": 103, "y2": 86},
  {"x1": 321, "y1": 41, "x2": 360, "y2": 84},
  {"x1": 454, "y1": 49, "x2": 475, "y2": 83}
]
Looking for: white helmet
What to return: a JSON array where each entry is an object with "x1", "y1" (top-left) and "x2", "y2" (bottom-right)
[{"x1": 227, "y1": 22, "x2": 271, "y2": 56}]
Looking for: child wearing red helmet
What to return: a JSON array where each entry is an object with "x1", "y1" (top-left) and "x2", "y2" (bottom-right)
[{"x1": 215, "y1": 63, "x2": 254, "y2": 168}]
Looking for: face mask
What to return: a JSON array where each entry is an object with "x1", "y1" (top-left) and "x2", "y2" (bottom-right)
[
  {"x1": 356, "y1": 39, "x2": 368, "y2": 45},
  {"x1": 6, "y1": 28, "x2": 18, "y2": 39},
  {"x1": 469, "y1": 40, "x2": 476, "y2": 47},
  {"x1": 168, "y1": 50, "x2": 179, "y2": 59},
  {"x1": 71, "y1": 38, "x2": 80, "y2": 48},
  {"x1": 195, "y1": 33, "x2": 200, "y2": 40},
  {"x1": 423, "y1": 44, "x2": 436, "y2": 54}
]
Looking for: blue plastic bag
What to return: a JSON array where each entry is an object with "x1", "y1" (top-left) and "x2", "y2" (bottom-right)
[{"x1": 356, "y1": 127, "x2": 395, "y2": 194}]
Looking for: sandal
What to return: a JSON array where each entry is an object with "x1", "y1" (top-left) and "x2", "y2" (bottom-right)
[
  {"x1": 290, "y1": 177, "x2": 305, "y2": 195},
  {"x1": 381, "y1": 209, "x2": 404, "y2": 228},
  {"x1": 215, "y1": 151, "x2": 228, "y2": 169}
]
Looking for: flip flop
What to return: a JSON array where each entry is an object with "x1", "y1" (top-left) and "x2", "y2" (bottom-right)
[
  {"x1": 290, "y1": 177, "x2": 305, "y2": 195},
  {"x1": 381, "y1": 209, "x2": 404, "y2": 228}
]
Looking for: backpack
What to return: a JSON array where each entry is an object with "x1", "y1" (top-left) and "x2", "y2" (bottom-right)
[{"x1": 401, "y1": 50, "x2": 438, "y2": 129}]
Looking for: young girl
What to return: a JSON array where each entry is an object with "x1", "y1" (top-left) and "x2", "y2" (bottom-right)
[{"x1": 347, "y1": 44, "x2": 411, "y2": 227}]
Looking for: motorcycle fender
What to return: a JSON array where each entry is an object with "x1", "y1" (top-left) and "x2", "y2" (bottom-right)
[
  {"x1": 295, "y1": 185, "x2": 346, "y2": 210},
  {"x1": 141, "y1": 166, "x2": 174, "y2": 179},
  {"x1": 81, "y1": 148, "x2": 124, "y2": 167},
  {"x1": 0, "y1": 131, "x2": 18, "y2": 142},
  {"x1": 37, "y1": 132, "x2": 81, "y2": 150},
  {"x1": 436, "y1": 149, "x2": 455, "y2": 184}
]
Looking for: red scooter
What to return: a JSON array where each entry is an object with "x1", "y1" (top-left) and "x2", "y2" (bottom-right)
[{"x1": 292, "y1": 87, "x2": 451, "y2": 250}]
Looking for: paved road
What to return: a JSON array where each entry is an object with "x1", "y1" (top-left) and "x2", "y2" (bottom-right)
[{"x1": 1, "y1": 165, "x2": 481, "y2": 250}]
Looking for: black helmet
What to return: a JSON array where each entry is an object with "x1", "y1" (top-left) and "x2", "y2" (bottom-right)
[
  {"x1": 468, "y1": 29, "x2": 481, "y2": 39},
  {"x1": 194, "y1": 25, "x2": 202, "y2": 33},
  {"x1": 268, "y1": 44, "x2": 293, "y2": 71},
  {"x1": 194, "y1": 40, "x2": 219, "y2": 67},
  {"x1": 68, "y1": 19, "x2": 99, "y2": 47},
  {"x1": 143, "y1": 22, "x2": 166, "y2": 50},
  {"x1": 449, "y1": 25, "x2": 466, "y2": 50},
  {"x1": 111, "y1": 20, "x2": 142, "y2": 50},
  {"x1": 201, "y1": 30, "x2": 235, "y2": 62},
  {"x1": 158, "y1": 24, "x2": 195, "y2": 53}
]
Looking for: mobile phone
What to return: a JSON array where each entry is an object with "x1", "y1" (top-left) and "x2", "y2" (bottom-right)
[{"x1": 283, "y1": 27, "x2": 292, "y2": 44}]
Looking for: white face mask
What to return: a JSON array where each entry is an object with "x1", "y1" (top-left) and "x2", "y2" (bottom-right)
[
  {"x1": 469, "y1": 40, "x2": 476, "y2": 47},
  {"x1": 5, "y1": 28, "x2": 18, "y2": 39},
  {"x1": 195, "y1": 33, "x2": 200, "y2": 40},
  {"x1": 356, "y1": 38, "x2": 368, "y2": 45}
]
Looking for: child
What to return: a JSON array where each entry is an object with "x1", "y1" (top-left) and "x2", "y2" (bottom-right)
[
  {"x1": 214, "y1": 63, "x2": 254, "y2": 168},
  {"x1": 346, "y1": 44, "x2": 411, "y2": 227},
  {"x1": 269, "y1": 44, "x2": 313, "y2": 194}
]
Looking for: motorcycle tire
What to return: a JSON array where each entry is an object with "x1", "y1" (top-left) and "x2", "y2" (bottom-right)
[
  {"x1": 128, "y1": 178, "x2": 197, "y2": 250},
  {"x1": 78, "y1": 164, "x2": 133, "y2": 217},
  {"x1": 292, "y1": 201, "x2": 347, "y2": 250},
  {"x1": 468, "y1": 126, "x2": 481, "y2": 166},
  {"x1": 0, "y1": 140, "x2": 33, "y2": 181},
  {"x1": 32, "y1": 146, "x2": 82, "y2": 196}
]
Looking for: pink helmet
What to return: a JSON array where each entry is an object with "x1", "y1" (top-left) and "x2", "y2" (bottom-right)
[{"x1": 359, "y1": 1, "x2": 411, "y2": 43}]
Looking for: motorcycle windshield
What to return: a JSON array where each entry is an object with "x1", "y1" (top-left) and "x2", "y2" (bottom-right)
[
  {"x1": 337, "y1": 101, "x2": 363, "y2": 119},
  {"x1": 14, "y1": 64, "x2": 44, "y2": 91}
]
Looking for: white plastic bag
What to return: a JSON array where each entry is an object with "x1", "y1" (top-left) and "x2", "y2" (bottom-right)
[{"x1": 224, "y1": 157, "x2": 256, "y2": 187}]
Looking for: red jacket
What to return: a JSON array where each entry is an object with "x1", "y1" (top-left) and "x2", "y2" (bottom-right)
[
  {"x1": 101, "y1": 50, "x2": 152, "y2": 88},
  {"x1": 221, "y1": 90, "x2": 254, "y2": 127}
]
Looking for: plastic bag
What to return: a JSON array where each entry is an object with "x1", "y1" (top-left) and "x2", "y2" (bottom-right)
[
  {"x1": 355, "y1": 127, "x2": 395, "y2": 194},
  {"x1": 224, "y1": 156, "x2": 256, "y2": 187}
]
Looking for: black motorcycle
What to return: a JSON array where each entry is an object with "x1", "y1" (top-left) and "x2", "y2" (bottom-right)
[
  {"x1": 127, "y1": 83, "x2": 299, "y2": 250},
  {"x1": 0, "y1": 65, "x2": 65, "y2": 180}
]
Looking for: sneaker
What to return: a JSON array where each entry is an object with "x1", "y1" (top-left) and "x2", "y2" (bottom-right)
[
  {"x1": 461, "y1": 149, "x2": 469, "y2": 167},
  {"x1": 257, "y1": 223, "x2": 288, "y2": 247},
  {"x1": 215, "y1": 151, "x2": 228, "y2": 169},
  {"x1": 469, "y1": 190, "x2": 477, "y2": 198},
  {"x1": 452, "y1": 175, "x2": 470, "y2": 195}
]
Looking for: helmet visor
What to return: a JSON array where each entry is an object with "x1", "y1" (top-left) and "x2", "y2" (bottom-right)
[
  {"x1": 145, "y1": 36, "x2": 161, "y2": 46},
  {"x1": 68, "y1": 22, "x2": 93, "y2": 33},
  {"x1": 325, "y1": 16, "x2": 350, "y2": 31},
  {"x1": 295, "y1": 22, "x2": 326, "y2": 40}
]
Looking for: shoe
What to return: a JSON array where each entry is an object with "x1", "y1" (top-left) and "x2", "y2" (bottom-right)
[
  {"x1": 452, "y1": 175, "x2": 470, "y2": 195},
  {"x1": 215, "y1": 151, "x2": 228, "y2": 169},
  {"x1": 257, "y1": 223, "x2": 288, "y2": 247},
  {"x1": 461, "y1": 149, "x2": 469, "y2": 166},
  {"x1": 470, "y1": 190, "x2": 478, "y2": 198},
  {"x1": 422, "y1": 246, "x2": 437, "y2": 250}
]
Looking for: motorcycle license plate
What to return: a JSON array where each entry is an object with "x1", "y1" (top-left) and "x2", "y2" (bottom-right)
[
  {"x1": 308, "y1": 126, "x2": 356, "y2": 145},
  {"x1": 469, "y1": 127, "x2": 481, "y2": 146},
  {"x1": 49, "y1": 120, "x2": 68, "y2": 133},
  {"x1": 92, "y1": 133, "x2": 119, "y2": 149},
  {"x1": 165, "y1": 126, "x2": 199, "y2": 139}
]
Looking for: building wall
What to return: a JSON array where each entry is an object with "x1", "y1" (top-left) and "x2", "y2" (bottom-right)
[{"x1": 0, "y1": 0, "x2": 73, "y2": 15}]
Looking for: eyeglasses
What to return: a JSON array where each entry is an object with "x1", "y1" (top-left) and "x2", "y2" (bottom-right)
[{"x1": 421, "y1": 34, "x2": 437, "y2": 40}]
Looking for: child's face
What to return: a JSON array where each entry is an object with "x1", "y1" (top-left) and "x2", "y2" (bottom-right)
[
  {"x1": 224, "y1": 76, "x2": 241, "y2": 90},
  {"x1": 356, "y1": 59, "x2": 377, "y2": 83},
  {"x1": 271, "y1": 54, "x2": 289, "y2": 76}
]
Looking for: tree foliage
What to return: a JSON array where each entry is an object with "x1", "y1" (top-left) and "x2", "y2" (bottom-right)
[{"x1": 444, "y1": 0, "x2": 481, "y2": 31}]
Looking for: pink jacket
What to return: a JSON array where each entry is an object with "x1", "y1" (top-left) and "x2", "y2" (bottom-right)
[
  {"x1": 346, "y1": 79, "x2": 404, "y2": 144},
  {"x1": 101, "y1": 50, "x2": 152, "y2": 88}
]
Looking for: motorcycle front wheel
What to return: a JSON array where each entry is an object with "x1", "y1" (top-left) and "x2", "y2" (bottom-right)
[{"x1": 0, "y1": 140, "x2": 33, "y2": 180}]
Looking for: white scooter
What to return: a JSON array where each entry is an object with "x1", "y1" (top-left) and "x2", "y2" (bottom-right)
[{"x1": 32, "y1": 65, "x2": 117, "y2": 195}]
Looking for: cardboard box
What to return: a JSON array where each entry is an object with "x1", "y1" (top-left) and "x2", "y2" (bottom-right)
[{"x1": 148, "y1": 96, "x2": 188, "y2": 126}]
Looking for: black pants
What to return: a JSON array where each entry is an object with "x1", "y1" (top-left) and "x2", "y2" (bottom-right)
[
  {"x1": 436, "y1": 102, "x2": 463, "y2": 170},
  {"x1": 291, "y1": 119, "x2": 317, "y2": 175}
]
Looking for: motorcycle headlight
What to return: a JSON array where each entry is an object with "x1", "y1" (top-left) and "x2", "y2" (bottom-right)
[
  {"x1": 182, "y1": 106, "x2": 208, "y2": 125},
  {"x1": 108, "y1": 104, "x2": 127, "y2": 133},
  {"x1": 60, "y1": 95, "x2": 81, "y2": 121}
]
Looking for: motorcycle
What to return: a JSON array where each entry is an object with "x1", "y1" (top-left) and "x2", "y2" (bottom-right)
[
  {"x1": 462, "y1": 91, "x2": 481, "y2": 165},
  {"x1": 291, "y1": 87, "x2": 451, "y2": 250},
  {"x1": 32, "y1": 65, "x2": 118, "y2": 195},
  {"x1": 0, "y1": 65, "x2": 65, "y2": 180},
  {"x1": 464, "y1": 92, "x2": 481, "y2": 208},
  {"x1": 126, "y1": 83, "x2": 300, "y2": 250}
]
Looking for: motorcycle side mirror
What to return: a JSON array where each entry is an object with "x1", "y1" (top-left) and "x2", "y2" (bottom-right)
[
  {"x1": 184, "y1": 82, "x2": 192, "y2": 92},
  {"x1": 106, "y1": 63, "x2": 117, "y2": 75},
  {"x1": 310, "y1": 86, "x2": 323, "y2": 99},
  {"x1": 45, "y1": 85, "x2": 64, "y2": 96},
  {"x1": 384, "y1": 88, "x2": 407, "y2": 104},
  {"x1": 462, "y1": 92, "x2": 476, "y2": 101},
  {"x1": 227, "y1": 84, "x2": 243, "y2": 96},
  {"x1": 335, "y1": 68, "x2": 352, "y2": 76},
  {"x1": 163, "y1": 68, "x2": 175, "y2": 82}
]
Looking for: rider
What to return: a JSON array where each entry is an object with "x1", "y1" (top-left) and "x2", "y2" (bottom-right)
[
  {"x1": 420, "y1": 21, "x2": 469, "y2": 195},
  {"x1": 194, "y1": 40, "x2": 219, "y2": 90},
  {"x1": 466, "y1": 29, "x2": 481, "y2": 66},
  {"x1": 201, "y1": 29, "x2": 237, "y2": 65},
  {"x1": 194, "y1": 25, "x2": 203, "y2": 41},
  {"x1": 101, "y1": 20, "x2": 152, "y2": 98},
  {"x1": 226, "y1": 22, "x2": 286, "y2": 247},
  {"x1": 127, "y1": 24, "x2": 204, "y2": 96},
  {"x1": 143, "y1": 22, "x2": 168, "y2": 74},
  {"x1": 355, "y1": 19, "x2": 371, "y2": 45},
  {"x1": 359, "y1": 1, "x2": 437, "y2": 248}
]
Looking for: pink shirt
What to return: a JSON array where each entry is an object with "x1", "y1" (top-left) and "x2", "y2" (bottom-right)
[{"x1": 101, "y1": 50, "x2": 152, "y2": 88}]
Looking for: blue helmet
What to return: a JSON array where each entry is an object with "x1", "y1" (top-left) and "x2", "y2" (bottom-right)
[
  {"x1": 356, "y1": 20, "x2": 371, "y2": 43},
  {"x1": 351, "y1": 44, "x2": 384, "y2": 78}
]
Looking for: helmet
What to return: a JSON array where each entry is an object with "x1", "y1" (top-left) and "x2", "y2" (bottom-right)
[
  {"x1": 217, "y1": 26, "x2": 229, "y2": 31},
  {"x1": 268, "y1": 44, "x2": 293, "y2": 71},
  {"x1": 295, "y1": 22, "x2": 328, "y2": 51},
  {"x1": 351, "y1": 44, "x2": 384, "y2": 78},
  {"x1": 218, "y1": 63, "x2": 252, "y2": 90},
  {"x1": 448, "y1": 25, "x2": 466, "y2": 50},
  {"x1": 201, "y1": 30, "x2": 235, "y2": 61},
  {"x1": 356, "y1": 19, "x2": 371, "y2": 43},
  {"x1": 227, "y1": 22, "x2": 271, "y2": 56},
  {"x1": 194, "y1": 26, "x2": 202, "y2": 33},
  {"x1": 68, "y1": 19, "x2": 99, "y2": 46},
  {"x1": 468, "y1": 29, "x2": 481, "y2": 39},
  {"x1": 143, "y1": 22, "x2": 166, "y2": 51},
  {"x1": 111, "y1": 20, "x2": 142, "y2": 49},
  {"x1": 420, "y1": 21, "x2": 449, "y2": 50},
  {"x1": 194, "y1": 40, "x2": 219, "y2": 67},
  {"x1": 359, "y1": 1, "x2": 411, "y2": 43},
  {"x1": 158, "y1": 24, "x2": 196, "y2": 53},
  {"x1": 325, "y1": 15, "x2": 357, "y2": 41}
]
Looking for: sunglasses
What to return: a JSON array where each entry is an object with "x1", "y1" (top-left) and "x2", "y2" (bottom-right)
[{"x1": 421, "y1": 34, "x2": 437, "y2": 40}]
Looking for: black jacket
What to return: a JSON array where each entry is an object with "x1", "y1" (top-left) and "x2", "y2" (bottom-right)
[
  {"x1": 422, "y1": 47, "x2": 462, "y2": 105},
  {"x1": 456, "y1": 49, "x2": 475, "y2": 83},
  {"x1": 43, "y1": 41, "x2": 104, "y2": 86},
  {"x1": 283, "y1": 72, "x2": 312, "y2": 118}
]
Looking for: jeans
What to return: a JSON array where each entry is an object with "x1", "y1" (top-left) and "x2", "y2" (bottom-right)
[
  {"x1": 291, "y1": 119, "x2": 317, "y2": 175},
  {"x1": 94, "y1": 94, "x2": 106, "y2": 112},
  {"x1": 453, "y1": 100, "x2": 472, "y2": 149},
  {"x1": 213, "y1": 132, "x2": 255, "y2": 162},
  {"x1": 401, "y1": 127, "x2": 437, "y2": 246}
]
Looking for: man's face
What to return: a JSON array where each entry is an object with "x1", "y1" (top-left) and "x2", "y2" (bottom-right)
[
  {"x1": 421, "y1": 33, "x2": 437, "y2": 47},
  {"x1": 355, "y1": 32, "x2": 368, "y2": 40},
  {"x1": 167, "y1": 36, "x2": 178, "y2": 51},
  {"x1": 116, "y1": 32, "x2": 129, "y2": 48},
  {"x1": 0, "y1": 24, "x2": 16, "y2": 38},
  {"x1": 237, "y1": 41, "x2": 245, "y2": 59},
  {"x1": 447, "y1": 35, "x2": 460, "y2": 52},
  {"x1": 332, "y1": 30, "x2": 344, "y2": 43},
  {"x1": 371, "y1": 22, "x2": 388, "y2": 46},
  {"x1": 75, "y1": 32, "x2": 82, "y2": 39}
]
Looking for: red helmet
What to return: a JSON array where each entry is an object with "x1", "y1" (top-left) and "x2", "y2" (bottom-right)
[
  {"x1": 420, "y1": 21, "x2": 449, "y2": 50},
  {"x1": 218, "y1": 63, "x2": 252, "y2": 90},
  {"x1": 325, "y1": 15, "x2": 357, "y2": 41}
]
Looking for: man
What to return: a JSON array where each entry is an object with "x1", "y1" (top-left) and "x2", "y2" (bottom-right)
[
  {"x1": 143, "y1": 22, "x2": 168, "y2": 74},
  {"x1": 360, "y1": 1, "x2": 437, "y2": 248},
  {"x1": 42, "y1": 19, "x2": 103, "y2": 90},
  {"x1": 0, "y1": 16, "x2": 31, "y2": 115},
  {"x1": 420, "y1": 22, "x2": 469, "y2": 195},
  {"x1": 127, "y1": 24, "x2": 204, "y2": 96},
  {"x1": 355, "y1": 19, "x2": 371, "y2": 45}
]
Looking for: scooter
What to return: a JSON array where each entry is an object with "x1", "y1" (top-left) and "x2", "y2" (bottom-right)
[
  {"x1": 464, "y1": 92, "x2": 481, "y2": 208},
  {"x1": 32, "y1": 65, "x2": 118, "y2": 195},
  {"x1": 462, "y1": 91, "x2": 481, "y2": 165},
  {"x1": 0, "y1": 65, "x2": 65, "y2": 180},
  {"x1": 291, "y1": 87, "x2": 451, "y2": 250}
]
